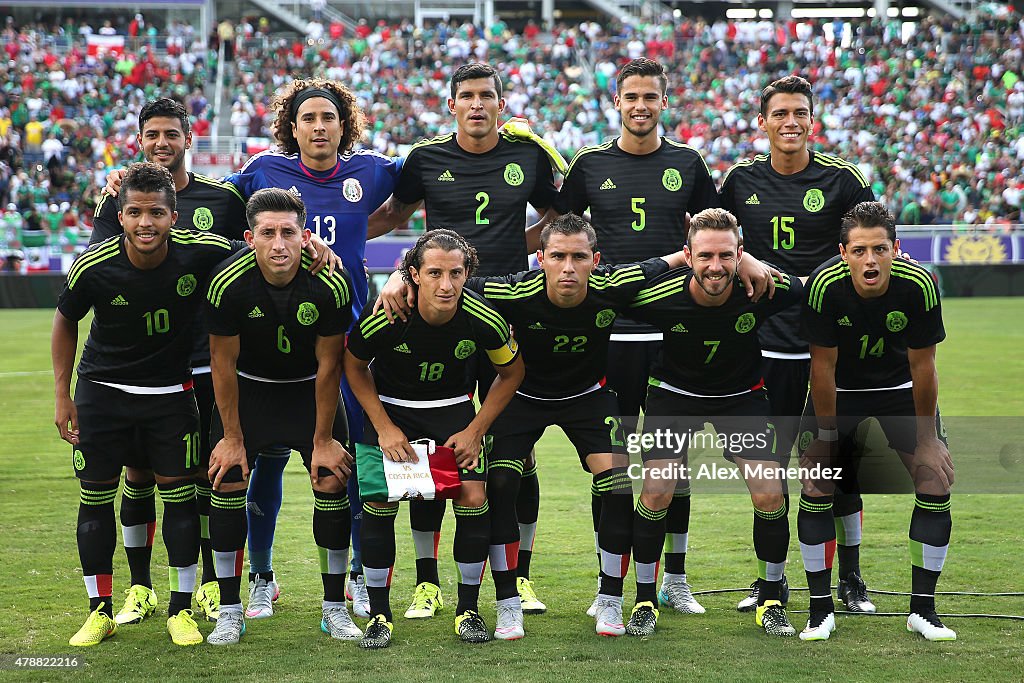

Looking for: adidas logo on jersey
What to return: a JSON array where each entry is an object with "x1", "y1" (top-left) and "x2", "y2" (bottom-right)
[
  {"x1": 837, "y1": 315, "x2": 853, "y2": 327},
  {"x1": 110, "y1": 294, "x2": 129, "y2": 306},
  {"x1": 394, "y1": 343, "x2": 412, "y2": 353},
  {"x1": 286, "y1": 186, "x2": 302, "y2": 198},
  {"x1": 437, "y1": 170, "x2": 455, "y2": 182},
  {"x1": 745, "y1": 194, "x2": 760, "y2": 205},
  {"x1": 528, "y1": 322, "x2": 545, "y2": 330},
  {"x1": 671, "y1": 323, "x2": 688, "y2": 333},
  {"x1": 248, "y1": 306, "x2": 265, "y2": 319},
  {"x1": 599, "y1": 178, "x2": 616, "y2": 190}
]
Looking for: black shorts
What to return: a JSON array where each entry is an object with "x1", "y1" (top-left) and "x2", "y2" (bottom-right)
[
  {"x1": 470, "y1": 354, "x2": 498, "y2": 403},
  {"x1": 362, "y1": 400, "x2": 484, "y2": 482},
  {"x1": 73, "y1": 378, "x2": 201, "y2": 481},
  {"x1": 488, "y1": 387, "x2": 626, "y2": 472},
  {"x1": 607, "y1": 338, "x2": 662, "y2": 416},
  {"x1": 761, "y1": 355, "x2": 811, "y2": 461},
  {"x1": 641, "y1": 385, "x2": 776, "y2": 463},
  {"x1": 210, "y1": 376, "x2": 349, "y2": 484}
]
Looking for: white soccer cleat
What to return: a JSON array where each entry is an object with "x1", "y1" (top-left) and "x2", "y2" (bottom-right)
[
  {"x1": 907, "y1": 612, "x2": 957, "y2": 641},
  {"x1": 321, "y1": 605, "x2": 363, "y2": 640},
  {"x1": 494, "y1": 602, "x2": 525, "y2": 640},
  {"x1": 594, "y1": 597, "x2": 625, "y2": 637},
  {"x1": 246, "y1": 578, "x2": 280, "y2": 619},
  {"x1": 207, "y1": 609, "x2": 245, "y2": 645},
  {"x1": 346, "y1": 575, "x2": 371, "y2": 619},
  {"x1": 658, "y1": 576, "x2": 706, "y2": 614},
  {"x1": 799, "y1": 611, "x2": 836, "y2": 641}
]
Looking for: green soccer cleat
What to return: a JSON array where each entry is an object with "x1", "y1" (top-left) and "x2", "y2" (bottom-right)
[
  {"x1": 517, "y1": 577, "x2": 547, "y2": 614},
  {"x1": 167, "y1": 609, "x2": 203, "y2": 646},
  {"x1": 114, "y1": 585, "x2": 157, "y2": 625},
  {"x1": 195, "y1": 581, "x2": 220, "y2": 622},
  {"x1": 625, "y1": 601, "x2": 659, "y2": 637},
  {"x1": 404, "y1": 582, "x2": 443, "y2": 619},
  {"x1": 756, "y1": 600, "x2": 796, "y2": 637},
  {"x1": 70, "y1": 604, "x2": 117, "y2": 647},
  {"x1": 360, "y1": 614, "x2": 394, "y2": 649},
  {"x1": 454, "y1": 610, "x2": 491, "y2": 643}
]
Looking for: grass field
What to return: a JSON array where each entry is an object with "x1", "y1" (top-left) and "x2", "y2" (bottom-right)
[{"x1": 0, "y1": 300, "x2": 1022, "y2": 682}]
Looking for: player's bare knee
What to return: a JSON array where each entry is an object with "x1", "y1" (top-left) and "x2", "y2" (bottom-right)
[
  {"x1": 367, "y1": 500, "x2": 398, "y2": 511},
  {"x1": 312, "y1": 475, "x2": 344, "y2": 494},
  {"x1": 639, "y1": 489, "x2": 672, "y2": 512},
  {"x1": 750, "y1": 491, "x2": 785, "y2": 513},
  {"x1": 154, "y1": 473, "x2": 193, "y2": 486},
  {"x1": 456, "y1": 482, "x2": 486, "y2": 508},
  {"x1": 912, "y1": 469, "x2": 950, "y2": 497},
  {"x1": 125, "y1": 466, "x2": 154, "y2": 484},
  {"x1": 218, "y1": 480, "x2": 248, "y2": 494}
]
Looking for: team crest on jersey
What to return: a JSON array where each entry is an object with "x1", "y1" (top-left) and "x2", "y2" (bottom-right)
[
  {"x1": 803, "y1": 188, "x2": 825, "y2": 213},
  {"x1": 177, "y1": 274, "x2": 197, "y2": 297},
  {"x1": 504, "y1": 163, "x2": 524, "y2": 187},
  {"x1": 886, "y1": 310, "x2": 908, "y2": 333},
  {"x1": 297, "y1": 302, "x2": 319, "y2": 325},
  {"x1": 343, "y1": 178, "x2": 363, "y2": 203},
  {"x1": 454, "y1": 339, "x2": 477, "y2": 359},
  {"x1": 595, "y1": 309, "x2": 616, "y2": 328},
  {"x1": 662, "y1": 168, "x2": 682, "y2": 192},
  {"x1": 735, "y1": 312, "x2": 756, "y2": 333},
  {"x1": 798, "y1": 431, "x2": 814, "y2": 451},
  {"x1": 73, "y1": 449, "x2": 85, "y2": 471},
  {"x1": 193, "y1": 207, "x2": 214, "y2": 231}
]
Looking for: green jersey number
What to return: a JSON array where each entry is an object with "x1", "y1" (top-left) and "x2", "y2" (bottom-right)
[
  {"x1": 475, "y1": 192, "x2": 490, "y2": 225},
  {"x1": 277, "y1": 325, "x2": 291, "y2": 354},
  {"x1": 182, "y1": 431, "x2": 200, "y2": 469},
  {"x1": 143, "y1": 309, "x2": 170, "y2": 336},
  {"x1": 604, "y1": 416, "x2": 625, "y2": 447},
  {"x1": 418, "y1": 362, "x2": 445, "y2": 382},
  {"x1": 703, "y1": 339, "x2": 721, "y2": 364},
  {"x1": 858, "y1": 335, "x2": 885, "y2": 359},
  {"x1": 771, "y1": 216, "x2": 795, "y2": 250},
  {"x1": 631, "y1": 197, "x2": 646, "y2": 232},
  {"x1": 553, "y1": 335, "x2": 587, "y2": 353}
]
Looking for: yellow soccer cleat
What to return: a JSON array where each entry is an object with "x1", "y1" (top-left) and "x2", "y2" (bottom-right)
[
  {"x1": 167, "y1": 609, "x2": 204, "y2": 646},
  {"x1": 70, "y1": 604, "x2": 117, "y2": 647}
]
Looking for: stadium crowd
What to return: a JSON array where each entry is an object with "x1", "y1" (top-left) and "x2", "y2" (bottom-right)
[{"x1": 1, "y1": 11, "x2": 1022, "y2": 269}]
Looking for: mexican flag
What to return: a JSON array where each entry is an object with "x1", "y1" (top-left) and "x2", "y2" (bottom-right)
[
  {"x1": 87, "y1": 35, "x2": 126, "y2": 58},
  {"x1": 356, "y1": 441, "x2": 461, "y2": 502}
]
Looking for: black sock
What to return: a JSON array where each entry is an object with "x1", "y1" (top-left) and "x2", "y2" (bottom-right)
[
  {"x1": 909, "y1": 493, "x2": 951, "y2": 615},
  {"x1": 663, "y1": 487, "x2": 691, "y2": 575},
  {"x1": 591, "y1": 481, "x2": 602, "y2": 574},
  {"x1": 632, "y1": 500, "x2": 666, "y2": 604},
  {"x1": 833, "y1": 491, "x2": 863, "y2": 579},
  {"x1": 798, "y1": 493, "x2": 835, "y2": 613},
  {"x1": 516, "y1": 464, "x2": 539, "y2": 579},
  {"x1": 120, "y1": 478, "x2": 156, "y2": 589},
  {"x1": 210, "y1": 489, "x2": 247, "y2": 607},
  {"x1": 753, "y1": 500, "x2": 789, "y2": 604},
  {"x1": 78, "y1": 481, "x2": 118, "y2": 617},
  {"x1": 453, "y1": 501, "x2": 489, "y2": 615},
  {"x1": 409, "y1": 499, "x2": 443, "y2": 586},
  {"x1": 313, "y1": 489, "x2": 351, "y2": 604},
  {"x1": 361, "y1": 502, "x2": 398, "y2": 621},
  {"x1": 487, "y1": 460, "x2": 522, "y2": 602},
  {"x1": 594, "y1": 468, "x2": 633, "y2": 598},
  {"x1": 159, "y1": 481, "x2": 200, "y2": 616},
  {"x1": 195, "y1": 479, "x2": 216, "y2": 585}
]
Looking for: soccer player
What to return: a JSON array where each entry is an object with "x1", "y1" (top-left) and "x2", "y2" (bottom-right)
[
  {"x1": 204, "y1": 188, "x2": 359, "y2": 645},
  {"x1": 345, "y1": 229, "x2": 524, "y2": 648},
  {"x1": 368, "y1": 62, "x2": 560, "y2": 617},
  {"x1": 558, "y1": 57, "x2": 720, "y2": 615},
  {"x1": 91, "y1": 97, "x2": 248, "y2": 625},
  {"x1": 53, "y1": 162, "x2": 240, "y2": 647},
  {"x1": 627, "y1": 208, "x2": 803, "y2": 637},
  {"x1": 720, "y1": 75, "x2": 876, "y2": 613},
  {"x1": 797, "y1": 201, "x2": 954, "y2": 642}
]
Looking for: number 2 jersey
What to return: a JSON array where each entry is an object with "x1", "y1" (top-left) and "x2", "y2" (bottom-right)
[
  {"x1": 57, "y1": 230, "x2": 238, "y2": 387},
  {"x1": 628, "y1": 268, "x2": 803, "y2": 396},
  {"x1": 800, "y1": 255, "x2": 944, "y2": 391},
  {"x1": 224, "y1": 148, "x2": 401, "y2": 321},
  {"x1": 720, "y1": 151, "x2": 874, "y2": 354},
  {"x1": 346, "y1": 289, "x2": 519, "y2": 401},
  {"x1": 471, "y1": 258, "x2": 670, "y2": 399}
]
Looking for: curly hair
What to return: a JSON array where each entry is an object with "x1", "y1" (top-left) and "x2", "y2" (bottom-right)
[
  {"x1": 118, "y1": 161, "x2": 176, "y2": 212},
  {"x1": 270, "y1": 78, "x2": 365, "y2": 156},
  {"x1": 401, "y1": 229, "x2": 479, "y2": 286}
]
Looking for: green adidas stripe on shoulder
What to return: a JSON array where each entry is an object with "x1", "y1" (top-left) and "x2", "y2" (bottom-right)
[
  {"x1": 193, "y1": 174, "x2": 245, "y2": 202},
  {"x1": 207, "y1": 252, "x2": 257, "y2": 307},
  {"x1": 565, "y1": 140, "x2": 615, "y2": 176},
  {"x1": 482, "y1": 277, "x2": 544, "y2": 300},
  {"x1": 664, "y1": 139, "x2": 713, "y2": 175},
  {"x1": 891, "y1": 262, "x2": 939, "y2": 311},
  {"x1": 463, "y1": 295, "x2": 510, "y2": 341},
  {"x1": 300, "y1": 254, "x2": 350, "y2": 308},
  {"x1": 358, "y1": 310, "x2": 392, "y2": 339},
  {"x1": 171, "y1": 229, "x2": 232, "y2": 248},
  {"x1": 813, "y1": 153, "x2": 869, "y2": 188},
  {"x1": 772, "y1": 272, "x2": 791, "y2": 291},
  {"x1": 589, "y1": 267, "x2": 646, "y2": 290},
  {"x1": 808, "y1": 262, "x2": 850, "y2": 312},
  {"x1": 631, "y1": 275, "x2": 687, "y2": 307},
  {"x1": 93, "y1": 192, "x2": 112, "y2": 218},
  {"x1": 409, "y1": 132, "x2": 455, "y2": 154},
  {"x1": 67, "y1": 240, "x2": 121, "y2": 290},
  {"x1": 722, "y1": 154, "x2": 769, "y2": 185}
]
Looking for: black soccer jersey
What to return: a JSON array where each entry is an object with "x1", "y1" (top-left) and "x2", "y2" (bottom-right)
[
  {"x1": 346, "y1": 288, "x2": 518, "y2": 400},
  {"x1": 473, "y1": 258, "x2": 669, "y2": 399},
  {"x1": 92, "y1": 173, "x2": 249, "y2": 367},
  {"x1": 559, "y1": 137, "x2": 719, "y2": 334},
  {"x1": 628, "y1": 268, "x2": 803, "y2": 396},
  {"x1": 720, "y1": 151, "x2": 875, "y2": 354},
  {"x1": 206, "y1": 250, "x2": 353, "y2": 381},
  {"x1": 801, "y1": 255, "x2": 944, "y2": 391},
  {"x1": 57, "y1": 229, "x2": 237, "y2": 387},
  {"x1": 392, "y1": 133, "x2": 559, "y2": 276}
]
